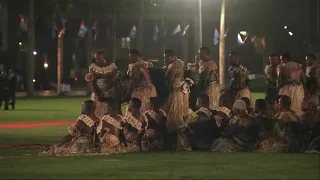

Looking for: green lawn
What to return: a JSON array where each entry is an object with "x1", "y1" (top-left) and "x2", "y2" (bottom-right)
[{"x1": 1, "y1": 93, "x2": 319, "y2": 179}]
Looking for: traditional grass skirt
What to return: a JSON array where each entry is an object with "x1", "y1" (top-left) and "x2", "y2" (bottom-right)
[
  {"x1": 132, "y1": 84, "x2": 157, "y2": 113},
  {"x1": 210, "y1": 138, "x2": 242, "y2": 152},
  {"x1": 254, "y1": 137, "x2": 286, "y2": 152},
  {"x1": 279, "y1": 84, "x2": 304, "y2": 115},
  {"x1": 236, "y1": 87, "x2": 251, "y2": 101},
  {"x1": 91, "y1": 93, "x2": 107, "y2": 118},
  {"x1": 39, "y1": 134, "x2": 94, "y2": 156},
  {"x1": 141, "y1": 129, "x2": 165, "y2": 151},
  {"x1": 166, "y1": 89, "x2": 190, "y2": 132},
  {"x1": 204, "y1": 82, "x2": 220, "y2": 109},
  {"x1": 99, "y1": 133, "x2": 139, "y2": 155}
]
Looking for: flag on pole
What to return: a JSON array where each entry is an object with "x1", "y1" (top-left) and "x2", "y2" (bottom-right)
[
  {"x1": 153, "y1": 25, "x2": 159, "y2": 41},
  {"x1": 78, "y1": 20, "x2": 88, "y2": 38},
  {"x1": 52, "y1": 22, "x2": 58, "y2": 39},
  {"x1": 20, "y1": 16, "x2": 28, "y2": 32},
  {"x1": 171, "y1": 24, "x2": 181, "y2": 36},
  {"x1": 92, "y1": 20, "x2": 98, "y2": 41},
  {"x1": 213, "y1": 29, "x2": 219, "y2": 45},
  {"x1": 58, "y1": 16, "x2": 67, "y2": 38},
  {"x1": 182, "y1": 24, "x2": 190, "y2": 36},
  {"x1": 164, "y1": 26, "x2": 168, "y2": 37},
  {"x1": 130, "y1": 25, "x2": 137, "y2": 39},
  {"x1": 224, "y1": 28, "x2": 229, "y2": 38},
  {"x1": 237, "y1": 33, "x2": 247, "y2": 45}
]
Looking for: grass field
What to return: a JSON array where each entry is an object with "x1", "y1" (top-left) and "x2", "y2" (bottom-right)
[{"x1": 0, "y1": 93, "x2": 319, "y2": 179}]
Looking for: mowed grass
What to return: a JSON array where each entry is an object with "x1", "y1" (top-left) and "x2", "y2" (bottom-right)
[{"x1": 1, "y1": 93, "x2": 319, "y2": 179}]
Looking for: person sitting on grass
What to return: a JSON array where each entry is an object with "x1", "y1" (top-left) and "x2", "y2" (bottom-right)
[
  {"x1": 141, "y1": 97, "x2": 168, "y2": 151},
  {"x1": 211, "y1": 100, "x2": 257, "y2": 152},
  {"x1": 39, "y1": 100, "x2": 100, "y2": 156},
  {"x1": 122, "y1": 98, "x2": 147, "y2": 152},
  {"x1": 184, "y1": 95, "x2": 221, "y2": 150},
  {"x1": 98, "y1": 98, "x2": 128, "y2": 155}
]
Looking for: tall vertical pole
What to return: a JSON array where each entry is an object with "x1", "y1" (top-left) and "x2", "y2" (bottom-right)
[
  {"x1": 137, "y1": 0, "x2": 144, "y2": 53},
  {"x1": 111, "y1": 13, "x2": 117, "y2": 62},
  {"x1": 161, "y1": 2, "x2": 166, "y2": 64},
  {"x1": 317, "y1": 0, "x2": 320, "y2": 56},
  {"x1": 87, "y1": 6, "x2": 93, "y2": 66},
  {"x1": 198, "y1": 0, "x2": 203, "y2": 47},
  {"x1": 219, "y1": 0, "x2": 226, "y2": 86},
  {"x1": 27, "y1": 0, "x2": 35, "y2": 96},
  {"x1": 182, "y1": 3, "x2": 189, "y2": 62},
  {"x1": 57, "y1": 36, "x2": 63, "y2": 94}
]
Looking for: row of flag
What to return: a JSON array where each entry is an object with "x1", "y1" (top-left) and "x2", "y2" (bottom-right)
[
  {"x1": 17, "y1": 15, "x2": 263, "y2": 49},
  {"x1": 18, "y1": 15, "x2": 90, "y2": 39}
]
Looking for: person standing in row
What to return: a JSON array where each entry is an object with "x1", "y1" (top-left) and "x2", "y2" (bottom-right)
[{"x1": 7, "y1": 69, "x2": 17, "y2": 110}]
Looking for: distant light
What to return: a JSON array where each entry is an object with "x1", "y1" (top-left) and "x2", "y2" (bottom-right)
[
  {"x1": 18, "y1": 42, "x2": 22, "y2": 46},
  {"x1": 239, "y1": 31, "x2": 248, "y2": 36},
  {"x1": 32, "y1": 79, "x2": 36, "y2": 83},
  {"x1": 154, "y1": 3, "x2": 157, "y2": 6},
  {"x1": 288, "y1": 31, "x2": 293, "y2": 36},
  {"x1": 33, "y1": 51, "x2": 37, "y2": 55},
  {"x1": 284, "y1": 26, "x2": 288, "y2": 29},
  {"x1": 44, "y1": 62, "x2": 48, "y2": 69}
]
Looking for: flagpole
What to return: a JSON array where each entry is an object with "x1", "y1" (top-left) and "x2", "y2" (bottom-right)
[
  {"x1": 27, "y1": 0, "x2": 35, "y2": 96},
  {"x1": 219, "y1": 0, "x2": 226, "y2": 87},
  {"x1": 198, "y1": 0, "x2": 202, "y2": 47}
]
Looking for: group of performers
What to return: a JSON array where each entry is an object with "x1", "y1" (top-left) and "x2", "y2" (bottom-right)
[{"x1": 40, "y1": 48, "x2": 320, "y2": 156}]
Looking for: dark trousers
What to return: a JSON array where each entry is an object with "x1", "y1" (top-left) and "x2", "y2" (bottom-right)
[
  {"x1": 0, "y1": 89, "x2": 9, "y2": 109},
  {"x1": 8, "y1": 90, "x2": 16, "y2": 107}
]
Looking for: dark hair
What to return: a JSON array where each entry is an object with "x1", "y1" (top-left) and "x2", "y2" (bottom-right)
[
  {"x1": 131, "y1": 98, "x2": 142, "y2": 109},
  {"x1": 269, "y1": 52, "x2": 278, "y2": 57},
  {"x1": 149, "y1": 97, "x2": 160, "y2": 110},
  {"x1": 280, "y1": 95, "x2": 291, "y2": 108},
  {"x1": 281, "y1": 52, "x2": 291, "y2": 61},
  {"x1": 129, "y1": 49, "x2": 142, "y2": 57},
  {"x1": 240, "y1": 97, "x2": 250, "y2": 107},
  {"x1": 164, "y1": 49, "x2": 175, "y2": 57},
  {"x1": 123, "y1": 74, "x2": 130, "y2": 81},
  {"x1": 198, "y1": 94, "x2": 210, "y2": 105},
  {"x1": 255, "y1": 99, "x2": 267, "y2": 111},
  {"x1": 81, "y1": 100, "x2": 95, "y2": 115},
  {"x1": 200, "y1": 47, "x2": 210, "y2": 55},
  {"x1": 275, "y1": 95, "x2": 283, "y2": 102},
  {"x1": 105, "y1": 97, "x2": 115, "y2": 105},
  {"x1": 306, "y1": 53, "x2": 317, "y2": 60}
]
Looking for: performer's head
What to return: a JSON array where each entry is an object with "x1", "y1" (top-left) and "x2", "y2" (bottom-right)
[
  {"x1": 147, "y1": 97, "x2": 160, "y2": 111},
  {"x1": 196, "y1": 94, "x2": 210, "y2": 109},
  {"x1": 81, "y1": 100, "x2": 95, "y2": 115},
  {"x1": 94, "y1": 50, "x2": 107, "y2": 66},
  {"x1": 128, "y1": 98, "x2": 142, "y2": 112},
  {"x1": 268, "y1": 52, "x2": 280, "y2": 66},
  {"x1": 305, "y1": 53, "x2": 317, "y2": 66},
  {"x1": 197, "y1": 46, "x2": 210, "y2": 61},
  {"x1": 280, "y1": 52, "x2": 291, "y2": 63},
  {"x1": 253, "y1": 99, "x2": 267, "y2": 114},
  {"x1": 164, "y1": 49, "x2": 176, "y2": 66},
  {"x1": 129, "y1": 49, "x2": 142, "y2": 63},
  {"x1": 104, "y1": 97, "x2": 117, "y2": 115},
  {"x1": 228, "y1": 52, "x2": 240, "y2": 66},
  {"x1": 278, "y1": 95, "x2": 291, "y2": 110}
]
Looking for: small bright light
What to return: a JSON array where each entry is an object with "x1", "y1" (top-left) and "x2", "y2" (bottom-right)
[
  {"x1": 239, "y1": 31, "x2": 248, "y2": 36},
  {"x1": 33, "y1": 51, "x2": 37, "y2": 55},
  {"x1": 284, "y1": 26, "x2": 288, "y2": 29},
  {"x1": 44, "y1": 63, "x2": 48, "y2": 69},
  {"x1": 154, "y1": 3, "x2": 157, "y2": 6},
  {"x1": 288, "y1": 31, "x2": 293, "y2": 36},
  {"x1": 18, "y1": 42, "x2": 22, "y2": 46},
  {"x1": 32, "y1": 79, "x2": 36, "y2": 83}
]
